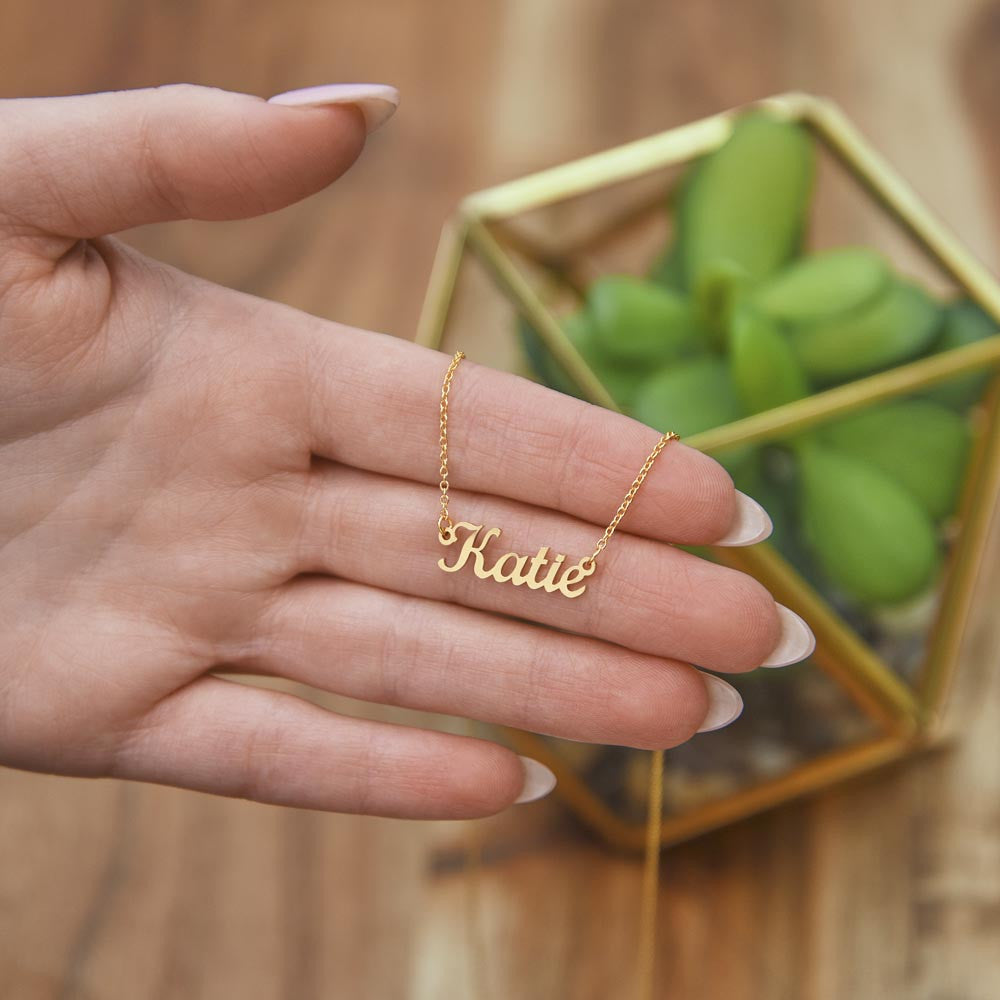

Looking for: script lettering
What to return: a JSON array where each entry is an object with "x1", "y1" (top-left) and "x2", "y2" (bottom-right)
[{"x1": 437, "y1": 522, "x2": 594, "y2": 599}]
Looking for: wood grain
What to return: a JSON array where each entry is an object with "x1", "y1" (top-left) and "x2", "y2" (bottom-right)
[{"x1": 2, "y1": 1, "x2": 1000, "y2": 997}]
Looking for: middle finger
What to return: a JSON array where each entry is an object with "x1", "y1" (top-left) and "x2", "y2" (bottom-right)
[{"x1": 297, "y1": 463, "x2": 810, "y2": 673}]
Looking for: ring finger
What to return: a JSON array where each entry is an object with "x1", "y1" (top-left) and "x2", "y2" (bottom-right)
[
  {"x1": 297, "y1": 463, "x2": 814, "y2": 673},
  {"x1": 239, "y1": 576, "x2": 744, "y2": 749}
]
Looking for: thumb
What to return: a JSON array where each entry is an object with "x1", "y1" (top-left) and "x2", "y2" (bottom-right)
[{"x1": 0, "y1": 82, "x2": 398, "y2": 247}]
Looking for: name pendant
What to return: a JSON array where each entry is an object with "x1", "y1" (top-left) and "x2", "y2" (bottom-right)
[{"x1": 438, "y1": 521, "x2": 597, "y2": 599}]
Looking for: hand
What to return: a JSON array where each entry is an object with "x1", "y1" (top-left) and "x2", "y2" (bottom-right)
[{"x1": 0, "y1": 83, "x2": 814, "y2": 820}]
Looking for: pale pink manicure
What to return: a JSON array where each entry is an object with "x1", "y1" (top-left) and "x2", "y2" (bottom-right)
[
  {"x1": 715, "y1": 490, "x2": 773, "y2": 546},
  {"x1": 697, "y1": 673, "x2": 744, "y2": 732},
  {"x1": 514, "y1": 756, "x2": 557, "y2": 804},
  {"x1": 266, "y1": 83, "x2": 400, "y2": 133},
  {"x1": 762, "y1": 605, "x2": 816, "y2": 667}
]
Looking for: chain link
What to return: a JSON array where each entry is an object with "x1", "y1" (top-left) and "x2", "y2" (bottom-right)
[
  {"x1": 436, "y1": 350, "x2": 680, "y2": 564},
  {"x1": 581, "y1": 430, "x2": 680, "y2": 567},
  {"x1": 438, "y1": 350, "x2": 466, "y2": 537}
]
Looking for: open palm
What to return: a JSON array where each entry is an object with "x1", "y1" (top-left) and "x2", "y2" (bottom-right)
[{"x1": 0, "y1": 84, "x2": 813, "y2": 819}]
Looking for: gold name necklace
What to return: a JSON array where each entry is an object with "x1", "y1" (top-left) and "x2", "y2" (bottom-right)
[
  {"x1": 435, "y1": 351, "x2": 679, "y2": 599},
  {"x1": 441, "y1": 350, "x2": 675, "y2": 996}
]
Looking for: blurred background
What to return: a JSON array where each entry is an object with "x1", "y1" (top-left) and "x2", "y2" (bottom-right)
[{"x1": 3, "y1": 2, "x2": 1000, "y2": 998}]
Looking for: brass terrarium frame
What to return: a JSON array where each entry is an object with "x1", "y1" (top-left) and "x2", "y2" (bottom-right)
[{"x1": 416, "y1": 93, "x2": 1000, "y2": 851}]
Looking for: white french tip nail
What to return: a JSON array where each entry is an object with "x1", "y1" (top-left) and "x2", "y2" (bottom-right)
[
  {"x1": 697, "y1": 673, "x2": 744, "y2": 733},
  {"x1": 714, "y1": 491, "x2": 773, "y2": 546},
  {"x1": 266, "y1": 83, "x2": 400, "y2": 133},
  {"x1": 762, "y1": 605, "x2": 816, "y2": 667},
  {"x1": 513, "y1": 756, "x2": 557, "y2": 804}
]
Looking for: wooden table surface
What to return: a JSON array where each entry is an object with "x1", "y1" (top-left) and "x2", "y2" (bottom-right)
[{"x1": 3, "y1": 2, "x2": 1000, "y2": 997}]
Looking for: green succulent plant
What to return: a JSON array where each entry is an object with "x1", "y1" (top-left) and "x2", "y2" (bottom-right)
[{"x1": 517, "y1": 110, "x2": 996, "y2": 610}]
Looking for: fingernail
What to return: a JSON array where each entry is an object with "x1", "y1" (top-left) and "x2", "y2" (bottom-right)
[
  {"x1": 714, "y1": 491, "x2": 773, "y2": 546},
  {"x1": 514, "y1": 756, "x2": 557, "y2": 804},
  {"x1": 762, "y1": 605, "x2": 816, "y2": 667},
  {"x1": 697, "y1": 673, "x2": 744, "y2": 732},
  {"x1": 266, "y1": 83, "x2": 400, "y2": 133}
]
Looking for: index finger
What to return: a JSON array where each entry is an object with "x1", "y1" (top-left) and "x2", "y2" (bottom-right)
[{"x1": 290, "y1": 310, "x2": 770, "y2": 547}]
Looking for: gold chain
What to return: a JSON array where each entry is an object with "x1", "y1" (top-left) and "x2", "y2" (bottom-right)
[
  {"x1": 443, "y1": 349, "x2": 672, "y2": 997},
  {"x1": 436, "y1": 350, "x2": 679, "y2": 565},
  {"x1": 438, "y1": 350, "x2": 466, "y2": 537},
  {"x1": 582, "y1": 431, "x2": 680, "y2": 567}
]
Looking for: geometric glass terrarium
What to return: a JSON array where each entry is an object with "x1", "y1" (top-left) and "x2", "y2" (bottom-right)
[{"x1": 416, "y1": 93, "x2": 1000, "y2": 850}]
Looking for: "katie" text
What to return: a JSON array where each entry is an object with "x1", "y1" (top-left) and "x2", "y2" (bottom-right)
[{"x1": 437, "y1": 521, "x2": 595, "y2": 599}]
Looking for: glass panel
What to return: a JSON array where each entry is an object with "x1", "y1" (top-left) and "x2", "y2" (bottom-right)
[
  {"x1": 435, "y1": 113, "x2": 999, "y2": 692},
  {"x1": 438, "y1": 252, "x2": 531, "y2": 375},
  {"x1": 738, "y1": 385, "x2": 988, "y2": 687},
  {"x1": 430, "y1": 107, "x2": 1000, "y2": 837}
]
